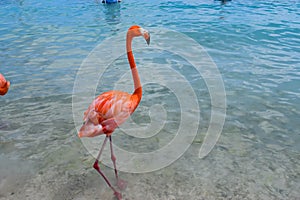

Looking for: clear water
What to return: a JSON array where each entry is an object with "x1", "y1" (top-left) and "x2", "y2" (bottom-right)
[{"x1": 0, "y1": 0, "x2": 299, "y2": 199}]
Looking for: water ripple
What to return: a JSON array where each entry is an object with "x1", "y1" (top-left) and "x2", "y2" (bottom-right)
[{"x1": 0, "y1": 0, "x2": 299, "y2": 199}]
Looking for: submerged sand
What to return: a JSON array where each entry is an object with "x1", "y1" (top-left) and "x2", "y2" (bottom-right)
[{"x1": 0, "y1": 139, "x2": 299, "y2": 200}]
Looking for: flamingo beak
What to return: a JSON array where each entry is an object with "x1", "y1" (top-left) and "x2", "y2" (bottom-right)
[
  {"x1": 140, "y1": 28, "x2": 150, "y2": 45},
  {"x1": 146, "y1": 33, "x2": 150, "y2": 45}
]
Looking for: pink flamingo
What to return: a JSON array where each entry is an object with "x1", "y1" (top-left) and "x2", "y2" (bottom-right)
[
  {"x1": 78, "y1": 25, "x2": 150, "y2": 200},
  {"x1": 0, "y1": 73, "x2": 10, "y2": 96}
]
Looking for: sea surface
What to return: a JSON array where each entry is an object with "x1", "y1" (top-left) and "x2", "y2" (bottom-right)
[{"x1": 0, "y1": 0, "x2": 299, "y2": 199}]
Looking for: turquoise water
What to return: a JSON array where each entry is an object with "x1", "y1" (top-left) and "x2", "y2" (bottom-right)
[{"x1": 0, "y1": 0, "x2": 300, "y2": 199}]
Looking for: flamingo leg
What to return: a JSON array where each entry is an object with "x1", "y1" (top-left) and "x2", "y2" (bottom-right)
[
  {"x1": 109, "y1": 136, "x2": 127, "y2": 190},
  {"x1": 109, "y1": 136, "x2": 118, "y2": 179},
  {"x1": 93, "y1": 136, "x2": 122, "y2": 200}
]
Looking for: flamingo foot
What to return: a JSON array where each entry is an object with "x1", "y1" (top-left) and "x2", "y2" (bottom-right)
[
  {"x1": 114, "y1": 191, "x2": 122, "y2": 200},
  {"x1": 117, "y1": 179, "x2": 127, "y2": 190}
]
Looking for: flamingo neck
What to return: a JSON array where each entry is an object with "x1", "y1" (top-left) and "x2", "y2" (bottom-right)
[{"x1": 126, "y1": 34, "x2": 142, "y2": 100}]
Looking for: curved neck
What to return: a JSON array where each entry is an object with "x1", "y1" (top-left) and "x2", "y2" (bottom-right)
[{"x1": 126, "y1": 33, "x2": 142, "y2": 100}]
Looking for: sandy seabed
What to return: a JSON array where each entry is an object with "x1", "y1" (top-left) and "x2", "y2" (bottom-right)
[{"x1": 0, "y1": 138, "x2": 299, "y2": 200}]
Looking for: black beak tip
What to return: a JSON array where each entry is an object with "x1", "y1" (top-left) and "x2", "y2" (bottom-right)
[{"x1": 146, "y1": 37, "x2": 150, "y2": 45}]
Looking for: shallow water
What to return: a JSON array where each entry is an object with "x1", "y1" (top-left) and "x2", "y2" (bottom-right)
[{"x1": 0, "y1": 0, "x2": 300, "y2": 199}]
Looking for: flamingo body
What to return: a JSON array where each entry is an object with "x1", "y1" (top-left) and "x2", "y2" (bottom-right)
[
  {"x1": 79, "y1": 90, "x2": 140, "y2": 137},
  {"x1": 0, "y1": 73, "x2": 10, "y2": 96}
]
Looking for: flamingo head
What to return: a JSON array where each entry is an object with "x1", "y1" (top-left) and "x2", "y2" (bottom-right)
[{"x1": 128, "y1": 25, "x2": 150, "y2": 45}]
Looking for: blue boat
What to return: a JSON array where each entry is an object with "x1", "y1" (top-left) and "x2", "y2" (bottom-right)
[{"x1": 102, "y1": 0, "x2": 121, "y2": 4}]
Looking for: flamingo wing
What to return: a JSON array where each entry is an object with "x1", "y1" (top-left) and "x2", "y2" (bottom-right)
[{"x1": 82, "y1": 91, "x2": 135, "y2": 134}]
